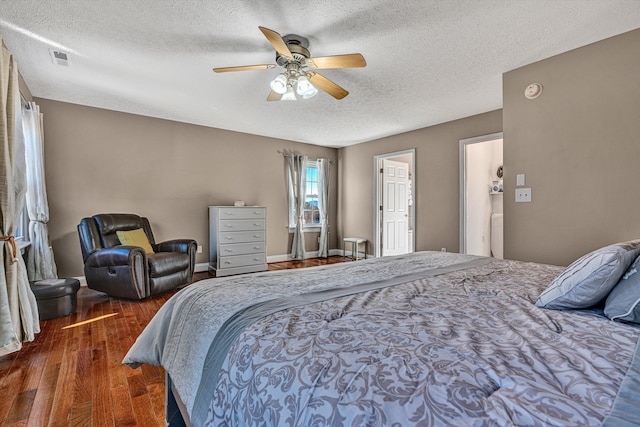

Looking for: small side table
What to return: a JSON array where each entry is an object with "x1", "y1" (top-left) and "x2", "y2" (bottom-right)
[{"x1": 343, "y1": 238, "x2": 367, "y2": 261}]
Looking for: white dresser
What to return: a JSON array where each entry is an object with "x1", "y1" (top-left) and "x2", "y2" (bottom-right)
[{"x1": 209, "y1": 206, "x2": 267, "y2": 277}]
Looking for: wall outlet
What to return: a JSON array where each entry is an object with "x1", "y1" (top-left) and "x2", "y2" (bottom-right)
[
  {"x1": 197, "y1": 245, "x2": 203, "y2": 254},
  {"x1": 441, "y1": 248, "x2": 446, "y2": 252}
]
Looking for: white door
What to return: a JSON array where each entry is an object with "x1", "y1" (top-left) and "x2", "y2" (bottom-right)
[{"x1": 382, "y1": 159, "x2": 409, "y2": 256}]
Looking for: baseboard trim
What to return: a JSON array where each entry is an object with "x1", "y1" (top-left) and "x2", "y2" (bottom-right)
[{"x1": 194, "y1": 262, "x2": 209, "y2": 273}]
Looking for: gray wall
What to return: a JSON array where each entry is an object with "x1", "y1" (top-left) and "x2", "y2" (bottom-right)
[
  {"x1": 503, "y1": 28, "x2": 640, "y2": 266},
  {"x1": 337, "y1": 110, "x2": 503, "y2": 253},
  {"x1": 38, "y1": 100, "x2": 338, "y2": 277}
]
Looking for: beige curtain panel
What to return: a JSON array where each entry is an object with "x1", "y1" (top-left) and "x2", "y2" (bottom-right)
[
  {"x1": 0, "y1": 35, "x2": 40, "y2": 357},
  {"x1": 287, "y1": 154, "x2": 307, "y2": 260},
  {"x1": 317, "y1": 158, "x2": 330, "y2": 258}
]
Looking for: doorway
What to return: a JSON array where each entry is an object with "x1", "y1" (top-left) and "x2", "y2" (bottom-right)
[
  {"x1": 459, "y1": 133, "x2": 503, "y2": 257},
  {"x1": 373, "y1": 149, "x2": 416, "y2": 258}
]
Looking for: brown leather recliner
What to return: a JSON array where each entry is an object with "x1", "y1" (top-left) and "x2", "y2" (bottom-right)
[{"x1": 77, "y1": 213, "x2": 197, "y2": 300}]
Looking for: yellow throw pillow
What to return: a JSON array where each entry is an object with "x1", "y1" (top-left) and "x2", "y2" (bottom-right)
[{"x1": 116, "y1": 228, "x2": 154, "y2": 253}]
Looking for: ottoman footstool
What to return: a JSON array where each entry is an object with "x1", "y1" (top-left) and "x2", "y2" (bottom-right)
[{"x1": 30, "y1": 278, "x2": 81, "y2": 320}]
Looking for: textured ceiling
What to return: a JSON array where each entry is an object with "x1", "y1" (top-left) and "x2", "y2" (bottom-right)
[{"x1": 1, "y1": 1, "x2": 639, "y2": 147}]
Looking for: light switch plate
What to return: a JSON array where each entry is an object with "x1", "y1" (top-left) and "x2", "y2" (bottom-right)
[
  {"x1": 515, "y1": 188, "x2": 531, "y2": 202},
  {"x1": 516, "y1": 174, "x2": 525, "y2": 186}
]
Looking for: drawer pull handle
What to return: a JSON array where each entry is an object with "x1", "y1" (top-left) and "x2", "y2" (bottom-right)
[
  {"x1": 253, "y1": 235, "x2": 260, "y2": 238},
  {"x1": 254, "y1": 258, "x2": 260, "y2": 261},
  {"x1": 254, "y1": 246, "x2": 260, "y2": 250},
  {"x1": 225, "y1": 225, "x2": 233, "y2": 228},
  {"x1": 253, "y1": 223, "x2": 260, "y2": 227},
  {"x1": 224, "y1": 261, "x2": 231, "y2": 265},
  {"x1": 224, "y1": 249, "x2": 232, "y2": 252},
  {"x1": 226, "y1": 237, "x2": 233, "y2": 240}
]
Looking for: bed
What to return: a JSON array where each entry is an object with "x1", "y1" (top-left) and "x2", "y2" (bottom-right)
[{"x1": 123, "y1": 249, "x2": 640, "y2": 426}]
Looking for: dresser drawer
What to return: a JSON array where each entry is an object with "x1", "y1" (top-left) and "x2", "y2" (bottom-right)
[
  {"x1": 219, "y1": 253, "x2": 266, "y2": 269},
  {"x1": 218, "y1": 207, "x2": 266, "y2": 220},
  {"x1": 219, "y1": 242, "x2": 265, "y2": 256},
  {"x1": 219, "y1": 230, "x2": 265, "y2": 244},
  {"x1": 219, "y1": 219, "x2": 265, "y2": 232}
]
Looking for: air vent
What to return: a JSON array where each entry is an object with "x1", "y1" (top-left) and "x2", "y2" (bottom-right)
[{"x1": 49, "y1": 49, "x2": 70, "y2": 66}]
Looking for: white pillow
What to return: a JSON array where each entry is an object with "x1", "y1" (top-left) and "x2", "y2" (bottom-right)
[
  {"x1": 604, "y1": 255, "x2": 640, "y2": 324},
  {"x1": 536, "y1": 240, "x2": 640, "y2": 310}
]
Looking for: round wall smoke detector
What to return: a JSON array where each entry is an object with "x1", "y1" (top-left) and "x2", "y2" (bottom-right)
[{"x1": 524, "y1": 83, "x2": 543, "y2": 99}]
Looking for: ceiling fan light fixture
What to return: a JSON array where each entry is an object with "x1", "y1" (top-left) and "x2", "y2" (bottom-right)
[
  {"x1": 302, "y1": 85, "x2": 318, "y2": 99},
  {"x1": 213, "y1": 27, "x2": 366, "y2": 102},
  {"x1": 296, "y1": 75, "x2": 315, "y2": 96},
  {"x1": 281, "y1": 84, "x2": 297, "y2": 101},
  {"x1": 270, "y1": 74, "x2": 288, "y2": 94}
]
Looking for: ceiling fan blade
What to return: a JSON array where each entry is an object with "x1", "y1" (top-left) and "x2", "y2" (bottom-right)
[
  {"x1": 308, "y1": 72, "x2": 349, "y2": 100},
  {"x1": 267, "y1": 91, "x2": 282, "y2": 101},
  {"x1": 213, "y1": 64, "x2": 276, "y2": 73},
  {"x1": 259, "y1": 26, "x2": 294, "y2": 60},
  {"x1": 306, "y1": 53, "x2": 366, "y2": 69}
]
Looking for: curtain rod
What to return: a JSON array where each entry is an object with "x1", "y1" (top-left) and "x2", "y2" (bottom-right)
[
  {"x1": 277, "y1": 150, "x2": 335, "y2": 164},
  {"x1": 20, "y1": 92, "x2": 30, "y2": 109}
]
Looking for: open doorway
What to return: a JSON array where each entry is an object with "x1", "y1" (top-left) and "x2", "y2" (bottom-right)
[
  {"x1": 459, "y1": 133, "x2": 503, "y2": 257},
  {"x1": 373, "y1": 149, "x2": 416, "y2": 258}
]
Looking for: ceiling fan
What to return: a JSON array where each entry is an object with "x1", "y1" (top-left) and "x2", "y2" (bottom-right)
[{"x1": 213, "y1": 26, "x2": 366, "y2": 101}]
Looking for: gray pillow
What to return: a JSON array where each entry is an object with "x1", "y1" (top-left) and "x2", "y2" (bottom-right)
[
  {"x1": 536, "y1": 240, "x2": 640, "y2": 310},
  {"x1": 604, "y1": 256, "x2": 640, "y2": 324}
]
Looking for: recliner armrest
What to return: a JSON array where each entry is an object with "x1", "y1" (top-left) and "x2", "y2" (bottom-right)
[
  {"x1": 85, "y1": 246, "x2": 147, "y2": 268},
  {"x1": 156, "y1": 239, "x2": 197, "y2": 254},
  {"x1": 156, "y1": 239, "x2": 197, "y2": 283}
]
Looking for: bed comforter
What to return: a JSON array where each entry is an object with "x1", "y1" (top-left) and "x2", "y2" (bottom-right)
[{"x1": 123, "y1": 252, "x2": 640, "y2": 426}]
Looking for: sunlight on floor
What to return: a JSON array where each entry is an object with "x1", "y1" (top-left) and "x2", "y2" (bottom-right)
[{"x1": 61, "y1": 312, "x2": 119, "y2": 329}]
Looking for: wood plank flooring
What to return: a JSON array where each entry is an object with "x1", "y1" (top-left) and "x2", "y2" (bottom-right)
[{"x1": 0, "y1": 257, "x2": 345, "y2": 426}]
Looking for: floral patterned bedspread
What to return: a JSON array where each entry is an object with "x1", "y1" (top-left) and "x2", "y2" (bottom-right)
[
  {"x1": 204, "y1": 254, "x2": 639, "y2": 426},
  {"x1": 124, "y1": 252, "x2": 640, "y2": 426}
]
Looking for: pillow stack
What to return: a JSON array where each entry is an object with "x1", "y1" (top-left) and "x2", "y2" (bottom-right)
[{"x1": 536, "y1": 240, "x2": 640, "y2": 325}]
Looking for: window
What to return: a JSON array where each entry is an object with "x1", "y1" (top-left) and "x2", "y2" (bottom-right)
[
  {"x1": 15, "y1": 104, "x2": 30, "y2": 241},
  {"x1": 289, "y1": 160, "x2": 320, "y2": 229},
  {"x1": 15, "y1": 207, "x2": 29, "y2": 240},
  {"x1": 304, "y1": 163, "x2": 320, "y2": 226}
]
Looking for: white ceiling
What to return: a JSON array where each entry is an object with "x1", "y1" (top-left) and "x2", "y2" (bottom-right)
[{"x1": 1, "y1": 1, "x2": 639, "y2": 148}]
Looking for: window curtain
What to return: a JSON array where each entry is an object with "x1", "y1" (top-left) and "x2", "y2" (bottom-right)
[
  {"x1": 23, "y1": 102, "x2": 58, "y2": 281},
  {"x1": 317, "y1": 158, "x2": 330, "y2": 258},
  {"x1": 1, "y1": 36, "x2": 40, "y2": 356},
  {"x1": 287, "y1": 154, "x2": 307, "y2": 260}
]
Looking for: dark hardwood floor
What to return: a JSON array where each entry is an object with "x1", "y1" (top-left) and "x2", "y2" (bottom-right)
[{"x1": 0, "y1": 257, "x2": 345, "y2": 427}]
